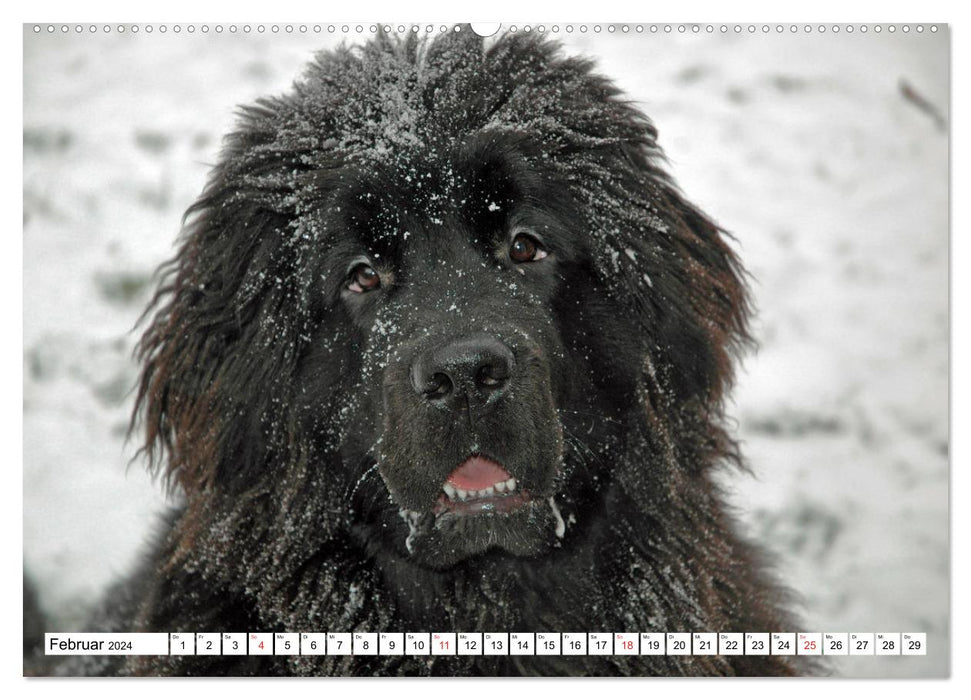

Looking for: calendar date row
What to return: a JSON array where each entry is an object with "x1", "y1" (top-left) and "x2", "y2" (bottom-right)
[{"x1": 45, "y1": 632, "x2": 926, "y2": 657}]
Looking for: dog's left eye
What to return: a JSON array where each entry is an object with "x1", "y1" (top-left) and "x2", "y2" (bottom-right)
[{"x1": 509, "y1": 232, "x2": 548, "y2": 263}]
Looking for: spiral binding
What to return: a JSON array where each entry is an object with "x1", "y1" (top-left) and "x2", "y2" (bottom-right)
[{"x1": 29, "y1": 23, "x2": 941, "y2": 36}]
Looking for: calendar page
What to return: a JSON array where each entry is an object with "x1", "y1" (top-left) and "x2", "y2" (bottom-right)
[{"x1": 22, "y1": 20, "x2": 949, "y2": 678}]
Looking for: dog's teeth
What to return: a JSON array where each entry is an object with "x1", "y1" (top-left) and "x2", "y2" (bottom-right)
[{"x1": 445, "y1": 483, "x2": 507, "y2": 501}]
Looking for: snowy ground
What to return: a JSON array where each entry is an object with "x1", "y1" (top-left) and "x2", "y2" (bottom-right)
[{"x1": 22, "y1": 25, "x2": 949, "y2": 677}]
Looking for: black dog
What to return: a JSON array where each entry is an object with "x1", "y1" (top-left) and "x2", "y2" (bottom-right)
[{"x1": 90, "y1": 28, "x2": 797, "y2": 676}]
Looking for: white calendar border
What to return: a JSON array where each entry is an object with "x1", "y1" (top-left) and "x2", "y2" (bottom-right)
[{"x1": 12, "y1": 1, "x2": 961, "y2": 697}]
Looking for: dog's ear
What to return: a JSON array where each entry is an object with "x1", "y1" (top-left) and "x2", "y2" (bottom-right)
[
  {"x1": 133, "y1": 103, "x2": 315, "y2": 497},
  {"x1": 581, "y1": 141, "x2": 751, "y2": 410},
  {"x1": 582, "y1": 154, "x2": 750, "y2": 475},
  {"x1": 643, "y1": 184, "x2": 751, "y2": 407}
]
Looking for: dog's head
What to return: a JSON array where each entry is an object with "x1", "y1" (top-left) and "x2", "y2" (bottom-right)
[{"x1": 136, "y1": 29, "x2": 749, "y2": 571}]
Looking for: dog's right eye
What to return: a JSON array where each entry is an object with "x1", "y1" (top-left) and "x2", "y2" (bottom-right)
[
  {"x1": 347, "y1": 263, "x2": 381, "y2": 293},
  {"x1": 509, "y1": 231, "x2": 548, "y2": 264}
]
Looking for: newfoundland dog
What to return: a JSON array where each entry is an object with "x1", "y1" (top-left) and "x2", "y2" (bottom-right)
[{"x1": 93, "y1": 28, "x2": 797, "y2": 675}]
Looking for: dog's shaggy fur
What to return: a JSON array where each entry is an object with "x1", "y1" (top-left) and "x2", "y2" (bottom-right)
[{"x1": 88, "y1": 29, "x2": 796, "y2": 676}]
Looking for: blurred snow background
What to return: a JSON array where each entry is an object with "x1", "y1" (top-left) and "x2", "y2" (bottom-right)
[{"x1": 22, "y1": 25, "x2": 949, "y2": 677}]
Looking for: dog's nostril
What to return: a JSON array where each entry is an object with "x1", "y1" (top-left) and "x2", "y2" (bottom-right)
[
  {"x1": 425, "y1": 372, "x2": 453, "y2": 399},
  {"x1": 476, "y1": 364, "x2": 508, "y2": 390}
]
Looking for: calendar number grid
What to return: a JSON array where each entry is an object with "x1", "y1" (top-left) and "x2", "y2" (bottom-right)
[{"x1": 43, "y1": 632, "x2": 927, "y2": 657}]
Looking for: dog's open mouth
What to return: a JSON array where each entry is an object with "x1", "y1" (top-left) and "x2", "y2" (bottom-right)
[{"x1": 433, "y1": 455, "x2": 532, "y2": 516}]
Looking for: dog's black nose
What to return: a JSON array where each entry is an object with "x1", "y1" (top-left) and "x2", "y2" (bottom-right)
[{"x1": 411, "y1": 334, "x2": 516, "y2": 408}]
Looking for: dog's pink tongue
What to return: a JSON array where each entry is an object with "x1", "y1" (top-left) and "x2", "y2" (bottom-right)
[{"x1": 446, "y1": 456, "x2": 512, "y2": 491}]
